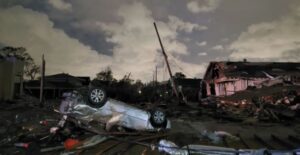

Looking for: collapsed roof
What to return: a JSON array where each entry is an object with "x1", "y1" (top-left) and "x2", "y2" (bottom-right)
[{"x1": 204, "y1": 61, "x2": 300, "y2": 80}]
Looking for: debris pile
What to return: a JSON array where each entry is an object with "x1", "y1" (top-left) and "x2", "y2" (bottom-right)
[
  {"x1": 0, "y1": 91, "x2": 173, "y2": 154},
  {"x1": 203, "y1": 85, "x2": 300, "y2": 122},
  {"x1": 0, "y1": 85, "x2": 299, "y2": 154}
]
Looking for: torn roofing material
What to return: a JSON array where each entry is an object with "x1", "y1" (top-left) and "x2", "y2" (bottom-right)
[{"x1": 204, "y1": 61, "x2": 300, "y2": 80}]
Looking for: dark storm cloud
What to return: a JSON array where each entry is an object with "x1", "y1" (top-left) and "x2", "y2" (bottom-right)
[{"x1": 0, "y1": 0, "x2": 299, "y2": 80}]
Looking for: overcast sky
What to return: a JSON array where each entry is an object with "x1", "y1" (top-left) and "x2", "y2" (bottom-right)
[{"x1": 0, "y1": 0, "x2": 300, "y2": 81}]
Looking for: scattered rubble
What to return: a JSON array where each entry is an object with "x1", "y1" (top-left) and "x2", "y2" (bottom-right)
[
  {"x1": 0, "y1": 83, "x2": 300, "y2": 154},
  {"x1": 200, "y1": 85, "x2": 300, "y2": 123},
  {"x1": 158, "y1": 139, "x2": 299, "y2": 155}
]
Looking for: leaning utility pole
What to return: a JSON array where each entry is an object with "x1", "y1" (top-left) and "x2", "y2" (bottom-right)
[{"x1": 153, "y1": 22, "x2": 179, "y2": 99}]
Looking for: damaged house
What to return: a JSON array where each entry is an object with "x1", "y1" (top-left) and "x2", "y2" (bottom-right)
[
  {"x1": 203, "y1": 61, "x2": 300, "y2": 96},
  {"x1": 24, "y1": 73, "x2": 90, "y2": 99}
]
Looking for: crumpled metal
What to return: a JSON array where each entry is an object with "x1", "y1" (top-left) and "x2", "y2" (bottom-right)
[
  {"x1": 158, "y1": 139, "x2": 297, "y2": 155},
  {"x1": 59, "y1": 95, "x2": 124, "y2": 130},
  {"x1": 158, "y1": 139, "x2": 187, "y2": 155},
  {"x1": 158, "y1": 139, "x2": 237, "y2": 155},
  {"x1": 200, "y1": 130, "x2": 239, "y2": 144},
  {"x1": 59, "y1": 91, "x2": 171, "y2": 131}
]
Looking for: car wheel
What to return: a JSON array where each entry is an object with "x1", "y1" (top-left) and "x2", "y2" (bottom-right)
[
  {"x1": 150, "y1": 109, "x2": 167, "y2": 128},
  {"x1": 88, "y1": 87, "x2": 107, "y2": 108}
]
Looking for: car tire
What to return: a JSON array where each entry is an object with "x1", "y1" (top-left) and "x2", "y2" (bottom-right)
[
  {"x1": 149, "y1": 109, "x2": 167, "y2": 128},
  {"x1": 88, "y1": 87, "x2": 107, "y2": 108}
]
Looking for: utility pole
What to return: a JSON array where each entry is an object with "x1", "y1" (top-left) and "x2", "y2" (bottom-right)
[
  {"x1": 153, "y1": 71, "x2": 155, "y2": 84},
  {"x1": 39, "y1": 54, "x2": 45, "y2": 107},
  {"x1": 155, "y1": 66, "x2": 158, "y2": 83},
  {"x1": 153, "y1": 22, "x2": 179, "y2": 100}
]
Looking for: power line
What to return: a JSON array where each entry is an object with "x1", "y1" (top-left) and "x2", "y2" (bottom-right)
[
  {"x1": 169, "y1": 58, "x2": 194, "y2": 78},
  {"x1": 165, "y1": 51, "x2": 195, "y2": 78}
]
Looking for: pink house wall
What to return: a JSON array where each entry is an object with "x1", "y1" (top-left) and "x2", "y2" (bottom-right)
[{"x1": 206, "y1": 78, "x2": 267, "y2": 96}]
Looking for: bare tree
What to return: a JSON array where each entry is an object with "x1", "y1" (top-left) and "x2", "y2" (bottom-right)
[
  {"x1": 96, "y1": 67, "x2": 115, "y2": 82},
  {"x1": 174, "y1": 72, "x2": 186, "y2": 79},
  {"x1": 25, "y1": 64, "x2": 40, "y2": 80}
]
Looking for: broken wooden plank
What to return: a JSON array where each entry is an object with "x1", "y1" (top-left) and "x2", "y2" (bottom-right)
[
  {"x1": 253, "y1": 134, "x2": 274, "y2": 149},
  {"x1": 96, "y1": 140, "x2": 123, "y2": 155},
  {"x1": 236, "y1": 134, "x2": 250, "y2": 149},
  {"x1": 99, "y1": 133, "x2": 169, "y2": 155},
  {"x1": 123, "y1": 139, "x2": 157, "y2": 155},
  {"x1": 271, "y1": 134, "x2": 295, "y2": 149},
  {"x1": 119, "y1": 133, "x2": 169, "y2": 154}
]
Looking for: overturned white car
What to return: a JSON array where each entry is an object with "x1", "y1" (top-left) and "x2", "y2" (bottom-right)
[{"x1": 59, "y1": 87, "x2": 171, "y2": 131}]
